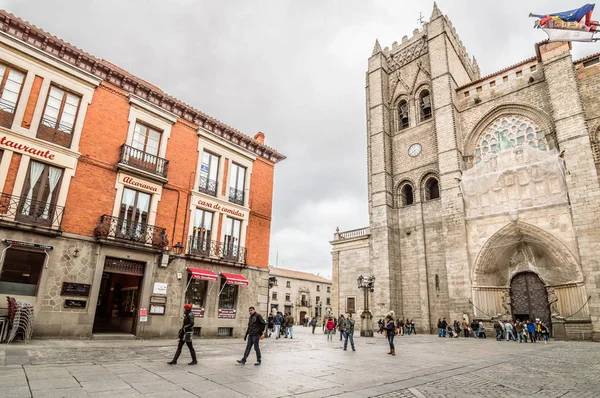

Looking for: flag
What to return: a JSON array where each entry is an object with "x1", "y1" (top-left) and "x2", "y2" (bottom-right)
[{"x1": 530, "y1": 4, "x2": 598, "y2": 42}]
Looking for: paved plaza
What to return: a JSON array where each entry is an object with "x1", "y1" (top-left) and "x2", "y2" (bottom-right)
[{"x1": 0, "y1": 326, "x2": 598, "y2": 397}]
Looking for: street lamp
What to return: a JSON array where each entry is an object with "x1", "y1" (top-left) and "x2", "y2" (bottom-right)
[
  {"x1": 357, "y1": 275, "x2": 375, "y2": 337},
  {"x1": 266, "y1": 276, "x2": 277, "y2": 318}
]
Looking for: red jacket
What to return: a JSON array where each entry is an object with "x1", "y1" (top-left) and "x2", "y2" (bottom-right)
[{"x1": 326, "y1": 319, "x2": 335, "y2": 330}]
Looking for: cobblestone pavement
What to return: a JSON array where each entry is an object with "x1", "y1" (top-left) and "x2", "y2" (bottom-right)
[{"x1": 0, "y1": 327, "x2": 598, "y2": 397}]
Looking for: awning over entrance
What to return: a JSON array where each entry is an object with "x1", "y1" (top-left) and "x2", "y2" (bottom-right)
[
  {"x1": 187, "y1": 267, "x2": 218, "y2": 281},
  {"x1": 221, "y1": 272, "x2": 249, "y2": 286}
]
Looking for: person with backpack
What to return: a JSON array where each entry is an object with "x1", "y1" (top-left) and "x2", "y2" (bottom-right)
[
  {"x1": 326, "y1": 317, "x2": 335, "y2": 341},
  {"x1": 527, "y1": 320, "x2": 536, "y2": 343},
  {"x1": 237, "y1": 306, "x2": 266, "y2": 366},
  {"x1": 311, "y1": 316, "x2": 317, "y2": 334}
]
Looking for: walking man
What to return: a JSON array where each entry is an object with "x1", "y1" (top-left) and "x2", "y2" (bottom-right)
[
  {"x1": 167, "y1": 304, "x2": 198, "y2": 365},
  {"x1": 343, "y1": 313, "x2": 355, "y2": 351},
  {"x1": 338, "y1": 314, "x2": 346, "y2": 341},
  {"x1": 273, "y1": 311, "x2": 283, "y2": 339},
  {"x1": 311, "y1": 316, "x2": 317, "y2": 334},
  {"x1": 285, "y1": 312, "x2": 294, "y2": 339},
  {"x1": 237, "y1": 307, "x2": 266, "y2": 366}
]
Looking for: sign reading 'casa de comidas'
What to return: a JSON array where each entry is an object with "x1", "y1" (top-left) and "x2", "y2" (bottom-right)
[{"x1": 197, "y1": 199, "x2": 245, "y2": 218}]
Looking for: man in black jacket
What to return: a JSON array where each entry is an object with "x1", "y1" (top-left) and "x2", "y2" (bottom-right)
[
  {"x1": 168, "y1": 303, "x2": 197, "y2": 365},
  {"x1": 237, "y1": 307, "x2": 266, "y2": 366}
]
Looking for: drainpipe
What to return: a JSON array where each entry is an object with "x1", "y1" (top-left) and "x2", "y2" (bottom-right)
[{"x1": 419, "y1": 199, "x2": 432, "y2": 333}]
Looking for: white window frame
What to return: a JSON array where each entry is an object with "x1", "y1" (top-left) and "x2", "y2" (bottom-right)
[{"x1": 125, "y1": 96, "x2": 175, "y2": 161}]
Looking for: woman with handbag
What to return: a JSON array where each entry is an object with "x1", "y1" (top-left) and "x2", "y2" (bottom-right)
[{"x1": 168, "y1": 303, "x2": 198, "y2": 365}]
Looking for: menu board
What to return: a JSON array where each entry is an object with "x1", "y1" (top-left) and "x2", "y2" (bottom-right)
[
  {"x1": 61, "y1": 282, "x2": 91, "y2": 297},
  {"x1": 218, "y1": 309, "x2": 236, "y2": 319},
  {"x1": 64, "y1": 299, "x2": 87, "y2": 309}
]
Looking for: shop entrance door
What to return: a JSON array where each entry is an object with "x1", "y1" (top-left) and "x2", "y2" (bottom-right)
[{"x1": 93, "y1": 258, "x2": 144, "y2": 334}]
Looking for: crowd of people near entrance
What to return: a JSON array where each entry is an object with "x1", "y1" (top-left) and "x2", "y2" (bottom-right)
[{"x1": 430, "y1": 317, "x2": 550, "y2": 343}]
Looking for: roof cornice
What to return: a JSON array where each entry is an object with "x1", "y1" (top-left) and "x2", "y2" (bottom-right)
[{"x1": 0, "y1": 10, "x2": 286, "y2": 163}]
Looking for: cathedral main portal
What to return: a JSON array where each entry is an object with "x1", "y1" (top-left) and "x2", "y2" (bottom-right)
[{"x1": 510, "y1": 272, "x2": 551, "y2": 327}]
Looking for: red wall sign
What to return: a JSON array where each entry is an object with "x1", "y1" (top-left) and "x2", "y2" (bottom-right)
[
  {"x1": 218, "y1": 309, "x2": 236, "y2": 319},
  {"x1": 197, "y1": 199, "x2": 245, "y2": 218},
  {"x1": 0, "y1": 135, "x2": 55, "y2": 159},
  {"x1": 191, "y1": 307, "x2": 205, "y2": 318}
]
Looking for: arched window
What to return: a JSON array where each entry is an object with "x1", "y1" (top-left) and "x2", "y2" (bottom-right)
[
  {"x1": 424, "y1": 177, "x2": 440, "y2": 200},
  {"x1": 474, "y1": 115, "x2": 548, "y2": 164},
  {"x1": 419, "y1": 90, "x2": 432, "y2": 121},
  {"x1": 399, "y1": 182, "x2": 414, "y2": 207},
  {"x1": 592, "y1": 129, "x2": 600, "y2": 163},
  {"x1": 398, "y1": 100, "x2": 409, "y2": 130}
]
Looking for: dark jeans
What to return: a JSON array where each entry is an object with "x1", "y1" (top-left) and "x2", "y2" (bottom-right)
[
  {"x1": 339, "y1": 329, "x2": 345, "y2": 340},
  {"x1": 387, "y1": 334, "x2": 395, "y2": 350},
  {"x1": 242, "y1": 335, "x2": 261, "y2": 362},
  {"x1": 312, "y1": 325, "x2": 316, "y2": 334},
  {"x1": 173, "y1": 339, "x2": 197, "y2": 362},
  {"x1": 344, "y1": 332, "x2": 355, "y2": 349}
]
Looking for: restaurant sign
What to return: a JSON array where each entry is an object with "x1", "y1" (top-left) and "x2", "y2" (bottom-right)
[
  {"x1": 0, "y1": 131, "x2": 74, "y2": 167},
  {"x1": 191, "y1": 307, "x2": 205, "y2": 318},
  {"x1": 218, "y1": 309, "x2": 236, "y2": 319},
  {"x1": 197, "y1": 198, "x2": 247, "y2": 219},
  {"x1": 118, "y1": 173, "x2": 161, "y2": 194}
]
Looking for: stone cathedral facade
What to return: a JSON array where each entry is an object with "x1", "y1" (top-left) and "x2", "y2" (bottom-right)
[{"x1": 331, "y1": 4, "x2": 600, "y2": 340}]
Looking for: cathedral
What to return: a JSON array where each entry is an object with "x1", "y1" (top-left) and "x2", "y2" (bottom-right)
[{"x1": 331, "y1": 4, "x2": 600, "y2": 340}]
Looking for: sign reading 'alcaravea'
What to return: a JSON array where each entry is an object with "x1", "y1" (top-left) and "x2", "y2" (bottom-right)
[{"x1": 0, "y1": 135, "x2": 55, "y2": 159}]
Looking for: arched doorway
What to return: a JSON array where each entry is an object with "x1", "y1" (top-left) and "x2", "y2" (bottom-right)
[{"x1": 510, "y1": 272, "x2": 551, "y2": 327}]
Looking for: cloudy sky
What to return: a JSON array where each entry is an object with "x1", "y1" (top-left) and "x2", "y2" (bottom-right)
[{"x1": 2, "y1": 0, "x2": 598, "y2": 278}]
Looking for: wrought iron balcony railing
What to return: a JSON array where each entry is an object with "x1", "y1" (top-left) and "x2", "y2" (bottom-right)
[
  {"x1": 36, "y1": 117, "x2": 74, "y2": 148},
  {"x1": 119, "y1": 144, "x2": 169, "y2": 179},
  {"x1": 228, "y1": 187, "x2": 244, "y2": 206},
  {"x1": 0, "y1": 193, "x2": 64, "y2": 229},
  {"x1": 0, "y1": 101, "x2": 16, "y2": 129},
  {"x1": 198, "y1": 176, "x2": 218, "y2": 197},
  {"x1": 187, "y1": 236, "x2": 247, "y2": 264},
  {"x1": 94, "y1": 214, "x2": 168, "y2": 248}
]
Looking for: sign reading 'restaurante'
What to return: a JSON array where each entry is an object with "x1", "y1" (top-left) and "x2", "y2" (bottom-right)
[{"x1": 0, "y1": 135, "x2": 55, "y2": 159}]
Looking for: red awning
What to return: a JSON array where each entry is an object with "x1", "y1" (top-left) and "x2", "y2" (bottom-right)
[
  {"x1": 187, "y1": 268, "x2": 218, "y2": 281},
  {"x1": 221, "y1": 272, "x2": 249, "y2": 286}
]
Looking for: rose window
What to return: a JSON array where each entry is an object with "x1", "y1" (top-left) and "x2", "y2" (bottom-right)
[{"x1": 474, "y1": 116, "x2": 548, "y2": 164}]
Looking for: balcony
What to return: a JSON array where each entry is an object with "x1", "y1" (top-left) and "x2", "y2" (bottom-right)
[
  {"x1": 0, "y1": 193, "x2": 64, "y2": 230},
  {"x1": 119, "y1": 144, "x2": 169, "y2": 179},
  {"x1": 187, "y1": 236, "x2": 247, "y2": 265},
  {"x1": 94, "y1": 214, "x2": 168, "y2": 248},
  {"x1": 198, "y1": 176, "x2": 218, "y2": 197},
  {"x1": 36, "y1": 117, "x2": 74, "y2": 148},
  {"x1": 0, "y1": 101, "x2": 16, "y2": 129},
  {"x1": 228, "y1": 187, "x2": 244, "y2": 206}
]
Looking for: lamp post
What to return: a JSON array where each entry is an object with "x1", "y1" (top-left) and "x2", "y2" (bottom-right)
[
  {"x1": 266, "y1": 276, "x2": 277, "y2": 318},
  {"x1": 357, "y1": 275, "x2": 375, "y2": 337}
]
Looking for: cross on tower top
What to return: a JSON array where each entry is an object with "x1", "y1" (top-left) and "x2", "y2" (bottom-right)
[{"x1": 417, "y1": 12, "x2": 425, "y2": 28}]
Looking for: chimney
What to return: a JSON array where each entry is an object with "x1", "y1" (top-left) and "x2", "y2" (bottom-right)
[{"x1": 254, "y1": 131, "x2": 265, "y2": 144}]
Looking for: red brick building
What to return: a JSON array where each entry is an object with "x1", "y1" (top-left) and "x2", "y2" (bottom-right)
[{"x1": 0, "y1": 10, "x2": 285, "y2": 338}]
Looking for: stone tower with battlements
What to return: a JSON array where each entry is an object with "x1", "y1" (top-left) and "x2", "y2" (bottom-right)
[{"x1": 333, "y1": 3, "x2": 600, "y2": 340}]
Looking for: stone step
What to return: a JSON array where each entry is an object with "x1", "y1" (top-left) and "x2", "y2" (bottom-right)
[{"x1": 92, "y1": 333, "x2": 136, "y2": 340}]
